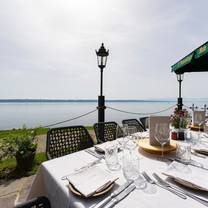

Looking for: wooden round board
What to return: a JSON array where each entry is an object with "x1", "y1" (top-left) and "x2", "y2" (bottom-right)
[
  {"x1": 69, "y1": 182, "x2": 114, "y2": 197},
  {"x1": 138, "y1": 138, "x2": 177, "y2": 154}
]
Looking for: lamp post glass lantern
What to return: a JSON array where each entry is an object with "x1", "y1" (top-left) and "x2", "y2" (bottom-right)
[
  {"x1": 96, "y1": 43, "x2": 109, "y2": 142},
  {"x1": 176, "y1": 73, "x2": 184, "y2": 110}
]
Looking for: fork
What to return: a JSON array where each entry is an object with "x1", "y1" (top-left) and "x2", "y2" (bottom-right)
[
  {"x1": 142, "y1": 171, "x2": 186, "y2": 199},
  {"x1": 152, "y1": 172, "x2": 208, "y2": 207},
  {"x1": 152, "y1": 173, "x2": 186, "y2": 195}
]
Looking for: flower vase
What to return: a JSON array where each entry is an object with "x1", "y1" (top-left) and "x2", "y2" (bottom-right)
[
  {"x1": 171, "y1": 129, "x2": 178, "y2": 140},
  {"x1": 177, "y1": 129, "x2": 186, "y2": 140}
]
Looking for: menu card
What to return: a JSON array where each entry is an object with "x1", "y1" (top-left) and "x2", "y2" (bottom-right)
[
  {"x1": 149, "y1": 116, "x2": 170, "y2": 146},
  {"x1": 66, "y1": 165, "x2": 118, "y2": 197}
]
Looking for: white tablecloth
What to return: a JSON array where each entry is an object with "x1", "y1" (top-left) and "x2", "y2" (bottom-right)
[{"x1": 27, "y1": 146, "x2": 208, "y2": 208}]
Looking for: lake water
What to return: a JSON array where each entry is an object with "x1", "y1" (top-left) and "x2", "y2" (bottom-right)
[{"x1": 0, "y1": 100, "x2": 207, "y2": 130}]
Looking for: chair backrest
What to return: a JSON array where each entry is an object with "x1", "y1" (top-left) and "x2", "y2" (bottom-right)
[
  {"x1": 46, "y1": 125, "x2": 94, "y2": 160},
  {"x1": 93, "y1": 121, "x2": 120, "y2": 143},
  {"x1": 122, "y1": 119, "x2": 145, "y2": 132},
  {"x1": 139, "y1": 117, "x2": 149, "y2": 130},
  {"x1": 15, "y1": 196, "x2": 51, "y2": 208}
]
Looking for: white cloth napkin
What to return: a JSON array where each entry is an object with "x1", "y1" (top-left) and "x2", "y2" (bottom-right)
[
  {"x1": 193, "y1": 143, "x2": 208, "y2": 155},
  {"x1": 66, "y1": 164, "x2": 118, "y2": 197},
  {"x1": 94, "y1": 141, "x2": 111, "y2": 153},
  {"x1": 163, "y1": 161, "x2": 208, "y2": 191}
]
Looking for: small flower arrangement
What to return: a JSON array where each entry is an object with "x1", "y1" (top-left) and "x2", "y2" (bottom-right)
[{"x1": 170, "y1": 108, "x2": 190, "y2": 129}]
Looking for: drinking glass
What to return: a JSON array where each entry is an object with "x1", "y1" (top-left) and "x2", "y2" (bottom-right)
[
  {"x1": 127, "y1": 126, "x2": 138, "y2": 146},
  {"x1": 176, "y1": 142, "x2": 191, "y2": 164},
  {"x1": 154, "y1": 123, "x2": 170, "y2": 157},
  {"x1": 122, "y1": 141, "x2": 145, "y2": 189},
  {"x1": 116, "y1": 125, "x2": 128, "y2": 150},
  {"x1": 105, "y1": 142, "x2": 121, "y2": 171}
]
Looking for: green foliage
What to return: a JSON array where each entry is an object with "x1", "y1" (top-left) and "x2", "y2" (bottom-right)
[
  {"x1": 0, "y1": 127, "x2": 48, "y2": 139},
  {"x1": 0, "y1": 126, "x2": 41, "y2": 160},
  {"x1": 0, "y1": 153, "x2": 47, "y2": 179}
]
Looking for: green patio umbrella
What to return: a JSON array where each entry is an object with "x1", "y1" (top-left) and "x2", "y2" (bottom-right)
[
  {"x1": 171, "y1": 41, "x2": 208, "y2": 110},
  {"x1": 172, "y1": 41, "x2": 208, "y2": 74}
]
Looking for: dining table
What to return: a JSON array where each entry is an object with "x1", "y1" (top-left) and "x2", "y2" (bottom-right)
[{"x1": 27, "y1": 133, "x2": 208, "y2": 208}]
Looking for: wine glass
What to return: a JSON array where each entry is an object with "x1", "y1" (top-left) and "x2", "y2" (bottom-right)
[
  {"x1": 154, "y1": 123, "x2": 170, "y2": 157},
  {"x1": 127, "y1": 126, "x2": 137, "y2": 138},
  {"x1": 116, "y1": 125, "x2": 128, "y2": 150}
]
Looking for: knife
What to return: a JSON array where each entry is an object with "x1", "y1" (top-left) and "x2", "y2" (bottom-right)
[
  {"x1": 166, "y1": 157, "x2": 208, "y2": 170},
  {"x1": 93, "y1": 180, "x2": 134, "y2": 208},
  {"x1": 104, "y1": 185, "x2": 136, "y2": 208}
]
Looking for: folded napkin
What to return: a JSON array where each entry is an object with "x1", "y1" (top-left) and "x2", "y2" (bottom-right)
[
  {"x1": 163, "y1": 161, "x2": 208, "y2": 191},
  {"x1": 192, "y1": 141, "x2": 208, "y2": 155},
  {"x1": 94, "y1": 141, "x2": 111, "y2": 153},
  {"x1": 66, "y1": 164, "x2": 118, "y2": 197}
]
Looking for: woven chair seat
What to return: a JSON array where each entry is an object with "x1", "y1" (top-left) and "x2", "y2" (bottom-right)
[
  {"x1": 46, "y1": 126, "x2": 94, "y2": 160},
  {"x1": 122, "y1": 119, "x2": 145, "y2": 132},
  {"x1": 93, "y1": 121, "x2": 121, "y2": 143},
  {"x1": 139, "y1": 117, "x2": 149, "y2": 131}
]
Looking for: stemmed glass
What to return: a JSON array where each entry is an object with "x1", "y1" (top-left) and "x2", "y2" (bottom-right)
[
  {"x1": 116, "y1": 125, "x2": 128, "y2": 150},
  {"x1": 127, "y1": 126, "x2": 138, "y2": 145},
  {"x1": 154, "y1": 123, "x2": 170, "y2": 157}
]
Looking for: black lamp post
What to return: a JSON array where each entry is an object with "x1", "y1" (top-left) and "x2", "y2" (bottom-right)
[
  {"x1": 96, "y1": 43, "x2": 109, "y2": 123},
  {"x1": 176, "y1": 73, "x2": 184, "y2": 110}
]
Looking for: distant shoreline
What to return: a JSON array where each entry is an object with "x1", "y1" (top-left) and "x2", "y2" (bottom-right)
[
  {"x1": 0, "y1": 99, "x2": 176, "y2": 103},
  {"x1": 0, "y1": 98, "x2": 207, "y2": 103}
]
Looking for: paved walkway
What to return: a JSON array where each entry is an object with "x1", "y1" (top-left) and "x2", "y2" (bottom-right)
[{"x1": 0, "y1": 130, "x2": 96, "y2": 207}]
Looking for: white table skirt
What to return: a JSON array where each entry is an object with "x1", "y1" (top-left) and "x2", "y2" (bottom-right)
[{"x1": 27, "y1": 147, "x2": 208, "y2": 208}]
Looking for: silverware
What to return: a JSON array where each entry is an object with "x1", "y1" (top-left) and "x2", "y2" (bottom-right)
[
  {"x1": 191, "y1": 150, "x2": 207, "y2": 158},
  {"x1": 152, "y1": 172, "x2": 208, "y2": 207},
  {"x1": 152, "y1": 173, "x2": 186, "y2": 195},
  {"x1": 104, "y1": 184, "x2": 136, "y2": 208},
  {"x1": 166, "y1": 157, "x2": 208, "y2": 171},
  {"x1": 61, "y1": 159, "x2": 101, "y2": 180},
  {"x1": 93, "y1": 180, "x2": 134, "y2": 208},
  {"x1": 85, "y1": 148, "x2": 105, "y2": 159},
  {"x1": 142, "y1": 171, "x2": 186, "y2": 199}
]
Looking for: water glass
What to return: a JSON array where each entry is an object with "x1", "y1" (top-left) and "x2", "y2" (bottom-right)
[
  {"x1": 122, "y1": 142, "x2": 145, "y2": 189},
  {"x1": 190, "y1": 131, "x2": 200, "y2": 146},
  {"x1": 176, "y1": 142, "x2": 191, "y2": 164},
  {"x1": 116, "y1": 125, "x2": 128, "y2": 149},
  {"x1": 105, "y1": 142, "x2": 121, "y2": 171}
]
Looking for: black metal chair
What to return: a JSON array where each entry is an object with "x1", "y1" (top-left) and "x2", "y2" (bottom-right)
[
  {"x1": 15, "y1": 196, "x2": 51, "y2": 208},
  {"x1": 46, "y1": 126, "x2": 94, "y2": 160},
  {"x1": 122, "y1": 119, "x2": 145, "y2": 132},
  {"x1": 93, "y1": 121, "x2": 122, "y2": 143},
  {"x1": 139, "y1": 117, "x2": 149, "y2": 131}
]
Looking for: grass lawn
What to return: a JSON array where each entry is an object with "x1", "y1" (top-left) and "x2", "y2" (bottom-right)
[
  {"x1": 0, "y1": 152, "x2": 47, "y2": 180},
  {"x1": 0, "y1": 126, "x2": 93, "y2": 139}
]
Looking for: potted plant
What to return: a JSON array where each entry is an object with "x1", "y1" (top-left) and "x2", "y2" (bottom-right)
[
  {"x1": 8, "y1": 127, "x2": 38, "y2": 170},
  {"x1": 170, "y1": 108, "x2": 190, "y2": 140}
]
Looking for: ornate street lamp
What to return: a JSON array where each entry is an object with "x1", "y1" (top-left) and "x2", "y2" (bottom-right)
[
  {"x1": 176, "y1": 73, "x2": 184, "y2": 110},
  {"x1": 96, "y1": 43, "x2": 109, "y2": 123},
  {"x1": 95, "y1": 43, "x2": 109, "y2": 142}
]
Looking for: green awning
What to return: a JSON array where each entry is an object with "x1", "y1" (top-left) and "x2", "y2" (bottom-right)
[{"x1": 171, "y1": 41, "x2": 208, "y2": 74}]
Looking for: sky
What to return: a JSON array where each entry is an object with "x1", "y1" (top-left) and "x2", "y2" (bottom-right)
[{"x1": 0, "y1": 0, "x2": 208, "y2": 100}]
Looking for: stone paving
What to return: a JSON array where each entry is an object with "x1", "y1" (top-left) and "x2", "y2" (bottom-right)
[
  {"x1": 0, "y1": 134, "x2": 46, "y2": 208},
  {"x1": 0, "y1": 130, "x2": 96, "y2": 207}
]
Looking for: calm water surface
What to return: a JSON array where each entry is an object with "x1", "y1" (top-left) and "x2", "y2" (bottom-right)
[{"x1": 0, "y1": 100, "x2": 207, "y2": 130}]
